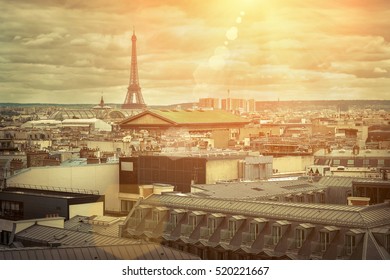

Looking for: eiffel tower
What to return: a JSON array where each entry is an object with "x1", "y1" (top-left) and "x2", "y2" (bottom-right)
[{"x1": 122, "y1": 29, "x2": 147, "y2": 109}]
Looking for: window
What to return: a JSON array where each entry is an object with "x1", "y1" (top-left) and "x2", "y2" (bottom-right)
[
  {"x1": 121, "y1": 200, "x2": 133, "y2": 212},
  {"x1": 0, "y1": 200, "x2": 23, "y2": 219},
  {"x1": 320, "y1": 232, "x2": 330, "y2": 252},
  {"x1": 345, "y1": 234, "x2": 356, "y2": 255},
  {"x1": 347, "y1": 159, "x2": 354, "y2": 166},
  {"x1": 363, "y1": 159, "x2": 370, "y2": 167},
  {"x1": 296, "y1": 195, "x2": 304, "y2": 203},
  {"x1": 378, "y1": 159, "x2": 385, "y2": 167},
  {"x1": 228, "y1": 220, "x2": 237, "y2": 238},
  {"x1": 135, "y1": 208, "x2": 143, "y2": 220},
  {"x1": 208, "y1": 218, "x2": 219, "y2": 235},
  {"x1": 272, "y1": 225, "x2": 282, "y2": 245},
  {"x1": 250, "y1": 223, "x2": 260, "y2": 241},
  {"x1": 152, "y1": 210, "x2": 160, "y2": 223},
  {"x1": 121, "y1": 162, "x2": 133, "y2": 171},
  {"x1": 170, "y1": 213, "x2": 178, "y2": 228},
  {"x1": 189, "y1": 215, "x2": 198, "y2": 230},
  {"x1": 332, "y1": 159, "x2": 340, "y2": 166},
  {"x1": 296, "y1": 228, "x2": 306, "y2": 248}
]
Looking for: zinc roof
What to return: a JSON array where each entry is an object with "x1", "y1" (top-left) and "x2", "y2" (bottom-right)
[
  {"x1": 0, "y1": 244, "x2": 200, "y2": 260},
  {"x1": 16, "y1": 225, "x2": 137, "y2": 246},
  {"x1": 191, "y1": 179, "x2": 325, "y2": 200},
  {"x1": 64, "y1": 215, "x2": 126, "y2": 237},
  {"x1": 143, "y1": 194, "x2": 390, "y2": 228},
  {"x1": 317, "y1": 176, "x2": 380, "y2": 188}
]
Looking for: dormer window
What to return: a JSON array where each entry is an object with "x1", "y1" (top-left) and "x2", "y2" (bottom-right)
[
  {"x1": 188, "y1": 211, "x2": 206, "y2": 230},
  {"x1": 170, "y1": 209, "x2": 186, "y2": 228},
  {"x1": 345, "y1": 234, "x2": 356, "y2": 255},
  {"x1": 134, "y1": 205, "x2": 152, "y2": 221},
  {"x1": 249, "y1": 218, "x2": 267, "y2": 241},
  {"x1": 228, "y1": 215, "x2": 246, "y2": 238},
  {"x1": 228, "y1": 220, "x2": 236, "y2": 238},
  {"x1": 272, "y1": 220, "x2": 291, "y2": 245},
  {"x1": 320, "y1": 232, "x2": 329, "y2": 252},
  {"x1": 152, "y1": 207, "x2": 169, "y2": 223},
  {"x1": 189, "y1": 215, "x2": 198, "y2": 230},
  {"x1": 272, "y1": 225, "x2": 282, "y2": 245},
  {"x1": 170, "y1": 213, "x2": 178, "y2": 227},
  {"x1": 208, "y1": 213, "x2": 225, "y2": 235},
  {"x1": 320, "y1": 226, "x2": 339, "y2": 252},
  {"x1": 345, "y1": 229, "x2": 364, "y2": 256},
  {"x1": 295, "y1": 223, "x2": 315, "y2": 249}
]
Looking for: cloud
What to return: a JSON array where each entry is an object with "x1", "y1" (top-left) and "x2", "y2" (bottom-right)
[
  {"x1": 23, "y1": 32, "x2": 64, "y2": 46},
  {"x1": 1, "y1": 0, "x2": 390, "y2": 104},
  {"x1": 374, "y1": 67, "x2": 387, "y2": 73}
]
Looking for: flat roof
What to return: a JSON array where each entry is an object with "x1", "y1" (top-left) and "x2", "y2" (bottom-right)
[{"x1": 191, "y1": 179, "x2": 325, "y2": 200}]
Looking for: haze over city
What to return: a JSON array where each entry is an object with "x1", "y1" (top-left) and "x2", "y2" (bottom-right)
[{"x1": 1, "y1": 0, "x2": 390, "y2": 105}]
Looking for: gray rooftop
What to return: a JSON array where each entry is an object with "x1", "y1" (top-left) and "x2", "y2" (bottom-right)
[
  {"x1": 318, "y1": 176, "x2": 382, "y2": 188},
  {"x1": 191, "y1": 179, "x2": 325, "y2": 200},
  {"x1": 143, "y1": 194, "x2": 390, "y2": 228},
  {"x1": 64, "y1": 215, "x2": 126, "y2": 237},
  {"x1": 15, "y1": 225, "x2": 136, "y2": 247},
  {"x1": 0, "y1": 244, "x2": 200, "y2": 260}
]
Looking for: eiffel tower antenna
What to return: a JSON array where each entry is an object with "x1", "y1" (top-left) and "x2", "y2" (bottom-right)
[{"x1": 122, "y1": 28, "x2": 147, "y2": 109}]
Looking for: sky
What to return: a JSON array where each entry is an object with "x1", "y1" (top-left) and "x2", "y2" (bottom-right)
[{"x1": 0, "y1": 0, "x2": 390, "y2": 105}]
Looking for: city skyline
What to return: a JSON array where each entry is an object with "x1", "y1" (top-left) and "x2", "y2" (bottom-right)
[{"x1": 1, "y1": 0, "x2": 390, "y2": 105}]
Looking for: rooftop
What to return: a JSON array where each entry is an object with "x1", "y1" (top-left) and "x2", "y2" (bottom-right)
[
  {"x1": 120, "y1": 109, "x2": 250, "y2": 127},
  {"x1": 15, "y1": 224, "x2": 135, "y2": 247},
  {"x1": 143, "y1": 193, "x2": 390, "y2": 228},
  {"x1": 0, "y1": 243, "x2": 200, "y2": 260},
  {"x1": 191, "y1": 178, "x2": 324, "y2": 200}
]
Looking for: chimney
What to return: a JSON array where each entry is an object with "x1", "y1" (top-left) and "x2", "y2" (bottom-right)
[{"x1": 347, "y1": 197, "x2": 370, "y2": 206}]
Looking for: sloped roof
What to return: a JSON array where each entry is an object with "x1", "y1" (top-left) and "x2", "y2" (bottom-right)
[
  {"x1": 120, "y1": 109, "x2": 250, "y2": 127},
  {"x1": 0, "y1": 244, "x2": 200, "y2": 260},
  {"x1": 64, "y1": 215, "x2": 126, "y2": 237},
  {"x1": 142, "y1": 194, "x2": 390, "y2": 228},
  {"x1": 15, "y1": 225, "x2": 136, "y2": 247},
  {"x1": 191, "y1": 179, "x2": 324, "y2": 200}
]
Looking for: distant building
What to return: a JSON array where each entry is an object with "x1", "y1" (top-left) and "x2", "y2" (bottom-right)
[
  {"x1": 221, "y1": 98, "x2": 247, "y2": 112},
  {"x1": 119, "y1": 109, "x2": 249, "y2": 132},
  {"x1": 314, "y1": 149, "x2": 390, "y2": 175},
  {"x1": 119, "y1": 109, "x2": 250, "y2": 148},
  {"x1": 27, "y1": 151, "x2": 60, "y2": 167},
  {"x1": 199, "y1": 98, "x2": 219, "y2": 109}
]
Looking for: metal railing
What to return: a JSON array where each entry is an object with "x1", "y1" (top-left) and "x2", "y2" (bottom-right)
[{"x1": 5, "y1": 183, "x2": 100, "y2": 195}]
